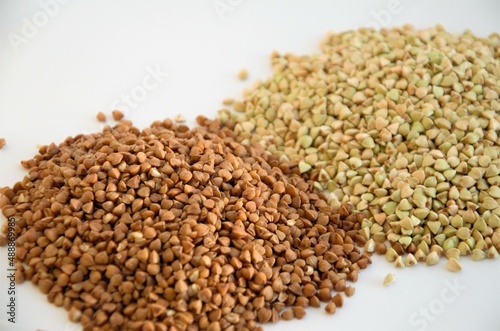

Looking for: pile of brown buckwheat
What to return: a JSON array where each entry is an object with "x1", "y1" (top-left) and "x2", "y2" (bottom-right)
[{"x1": 0, "y1": 117, "x2": 367, "y2": 330}]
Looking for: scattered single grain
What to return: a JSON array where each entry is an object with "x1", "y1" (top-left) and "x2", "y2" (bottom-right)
[
  {"x1": 96, "y1": 111, "x2": 106, "y2": 122},
  {"x1": 111, "y1": 109, "x2": 124, "y2": 121},
  {"x1": 222, "y1": 97, "x2": 234, "y2": 106},
  {"x1": 238, "y1": 68, "x2": 249, "y2": 80},
  {"x1": 383, "y1": 273, "x2": 396, "y2": 286}
]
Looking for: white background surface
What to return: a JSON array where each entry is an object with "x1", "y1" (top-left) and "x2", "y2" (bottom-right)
[{"x1": 0, "y1": 1, "x2": 499, "y2": 331}]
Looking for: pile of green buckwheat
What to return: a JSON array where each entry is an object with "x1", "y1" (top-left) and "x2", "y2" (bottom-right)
[
  {"x1": 220, "y1": 24, "x2": 500, "y2": 270},
  {"x1": 0, "y1": 24, "x2": 499, "y2": 331}
]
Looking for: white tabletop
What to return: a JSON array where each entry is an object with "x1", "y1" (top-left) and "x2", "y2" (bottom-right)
[{"x1": 0, "y1": 1, "x2": 499, "y2": 330}]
